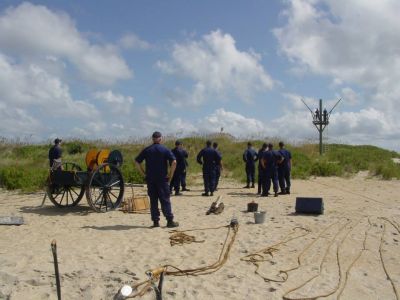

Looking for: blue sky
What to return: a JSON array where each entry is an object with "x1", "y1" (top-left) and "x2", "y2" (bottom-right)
[{"x1": 0, "y1": 1, "x2": 399, "y2": 150}]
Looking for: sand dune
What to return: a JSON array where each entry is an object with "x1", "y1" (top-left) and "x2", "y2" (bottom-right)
[{"x1": 0, "y1": 175, "x2": 399, "y2": 299}]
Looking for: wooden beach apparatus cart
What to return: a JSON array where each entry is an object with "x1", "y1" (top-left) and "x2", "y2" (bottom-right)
[{"x1": 46, "y1": 149, "x2": 124, "y2": 212}]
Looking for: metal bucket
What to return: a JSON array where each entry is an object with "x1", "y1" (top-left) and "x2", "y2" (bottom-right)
[{"x1": 254, "y1": 211, "x2": 266, "y2": 224}]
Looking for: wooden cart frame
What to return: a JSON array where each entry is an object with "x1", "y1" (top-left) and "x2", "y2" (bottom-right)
[{"x1": 46, "y1": 161, "x2": 124, "y2": 212}]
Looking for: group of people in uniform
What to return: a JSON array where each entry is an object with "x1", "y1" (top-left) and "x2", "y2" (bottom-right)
[
  {"x1": 49, "y1": 131, "x2": 291, "y2": 228},
  {"x1": 243, "y1": 142, "x2": 292, "y2": 197},
  {"x1": 134, "y1": 132, "x2": 292, "y2": 228}
]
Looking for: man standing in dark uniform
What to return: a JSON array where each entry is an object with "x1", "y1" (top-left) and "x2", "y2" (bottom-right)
[
  {"x1": 243, "y1": 142, "x2": 258, "y2": 188},
  {"x1": 260, "y1": 143, "x2": 282, "y2": 197},
  {"x1": 257, "y1": 143, "x2": 268, "y2": 194},
  {"x1": 48, "y1": 138, "x2": 63, "y2": 170},
  {"x1": 213, "y1": 142, "x2": 223, "y2": 191},
  {"x1": 278, "y1": 141, "x2": 292, "y2": 194},
  {"x1": 135, "y1": 131, "x2": 179, "y2": 228},
  {"x1": 197, "y1": 140, "x2": 222, "y2": 196},
  {"x1": 181, "y1": 153, "x2": 190, "y2": 191},
  {"x1": 170, "y1": 140, "x2": 188, "y2": 196}
]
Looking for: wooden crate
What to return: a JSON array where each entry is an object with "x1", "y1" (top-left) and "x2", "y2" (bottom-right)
[{"x1": 121, "y1": 189, "x2": 149, "y2": 213}]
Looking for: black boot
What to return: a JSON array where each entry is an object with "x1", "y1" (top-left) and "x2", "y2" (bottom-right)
[
  {"x1": 210, "y1": 192, "x2": 214, "y2": 196},
  {"x1": 167, "y1": 220, "x2": 179, "y2": 228},
  {"x1": 202, "y1": 192, "x2": 209, "y2": 196},
  {"x1": 286, "y1": 188, "x2": 290, "y2": 194},
  {"x1": 251, "y1": 183, "x2": 255, "y2": 188},
  {"x1": 182, "y1": 187, "x2": 190, "y2": 191},
  {"x1": 152, "y1": 221, "x2": 160, "y2": 228}
]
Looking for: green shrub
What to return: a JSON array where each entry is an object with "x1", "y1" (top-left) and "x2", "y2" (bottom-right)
[
  {"x1": 66, "y1": 142, "x2": 83, "y2": 155},
  {"x1": 0, "y1": 166, "x2": 48, "y2": 191},
  {"x1": 310, "y1": 161, "x2": 343, "y2": 177}
]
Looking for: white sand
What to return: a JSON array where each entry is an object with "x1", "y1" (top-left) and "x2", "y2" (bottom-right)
[{"x1": 0, "y1": 175, "x2": 399, "y2": 299}]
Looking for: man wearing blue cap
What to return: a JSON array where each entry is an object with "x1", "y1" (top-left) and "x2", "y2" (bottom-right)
[
  {"x1": 260, "y1": 143, "x2": 282, "y2": 197},
  {"x1": 48, "y1": 138, "x2": 63, "y2": 170},
  {"x1": 278, "y1": 141, "x2": 292, "y2": 194},
  {"x1": 243, "y1": 142, "x2": 258, "y2": 188},
  {"x1": 170, "y1": 140, "x2": 188, "y2": 196},
  {"x1": 197, "y1": 140, "x2": 221, "y2": 196},
  {"x1": 135, "y1": 131, "x2": 179, "y2": 228}
]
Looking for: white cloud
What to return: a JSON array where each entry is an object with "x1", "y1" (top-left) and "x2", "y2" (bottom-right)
[
  {"x1": 119, "y1": 33, "x2": 151, "y2": 50},
  {"x1": 145, "y1": 106, "x2": 160, "y2": 118},
  {"x1": 93, "y1": 90, "x2": 133, "y2": 114},
  {"x1": 274, "y1": 0, "x2": 400, "y2": 148},
  {"x1": 158, "y1": 30, "x2": 274, "y2": 106},
  {"x1": 0, "y1": 2, "x2": 132, "y2": 85},
  {"x1": 200, "y1": 108, "x2": 265, "y2": 136}
]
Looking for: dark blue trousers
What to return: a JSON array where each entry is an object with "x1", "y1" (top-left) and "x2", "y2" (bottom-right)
[
  {"x1": 214, "y1": 166, "x2": 221, "y2": 190},
  {"x1": 245, "y1": 164, "x2": 255, "y2": 185},
  {"x1": 170, "y1": 168, "x2": 185, "y2": 192},
  {"x1": 261, "y1": 170, "x2": 279, "y2": 195},
  {"x1": 203, "y1": 168, "x2": 216, "y2": 193},
  {"x1": 181, "y1": 170, "x2": 187, "y2": 189},
  {"x1": 147, "y1": 180, "x2": 174, "y2": 222},
  {"x1": 278, "y1": 167, "x2": 291, "y2": 192}
]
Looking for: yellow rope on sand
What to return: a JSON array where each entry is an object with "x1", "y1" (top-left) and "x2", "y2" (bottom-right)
[
  {"x1": 169, "y1": 231, "x2": 205, "y2": 246},
  {"x1": 126, "y1": 222, "x2": 239, "y2": 298}
]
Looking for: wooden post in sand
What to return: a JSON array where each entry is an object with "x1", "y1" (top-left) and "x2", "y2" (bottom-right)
[{"x1": 51, "y1": 240, "x2": 61, "y2": 300}]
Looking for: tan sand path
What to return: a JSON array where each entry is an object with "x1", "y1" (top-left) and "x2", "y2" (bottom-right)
[{"x1": 0, "y1": 175, "x2": 399, "y2": 299}]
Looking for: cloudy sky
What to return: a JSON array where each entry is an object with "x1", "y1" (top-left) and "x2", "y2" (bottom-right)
[{"x1": 0, "y1": 0, "x2": 399, "y2": 150}]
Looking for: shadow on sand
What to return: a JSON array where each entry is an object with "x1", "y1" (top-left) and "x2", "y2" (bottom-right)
[
  {"x1": 227, "y1": 192, "x2": 257, "y2": 197},
  {"x1": 19, "y1": 205, "x2": 92, "y2": 216},
  {"x1": 82, "y1": 224, "x2": 150, "y2": 231}
]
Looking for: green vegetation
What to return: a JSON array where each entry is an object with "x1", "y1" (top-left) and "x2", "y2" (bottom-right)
[{"x1": 0, "y1": 136, "x2": 399, "y2": 192}]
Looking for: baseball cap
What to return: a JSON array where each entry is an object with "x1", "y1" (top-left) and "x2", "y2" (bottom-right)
[{"x1": 152, "y1": 131, "x2": 162, "y2": 138}]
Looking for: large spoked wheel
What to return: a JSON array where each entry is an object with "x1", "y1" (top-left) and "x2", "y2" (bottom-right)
[
  {"x1": 47, "y1": 162, "x2": 85, "y2": 207},
  {"x1": 86, "y1": 163, "x2": 124, "y2": 212}
]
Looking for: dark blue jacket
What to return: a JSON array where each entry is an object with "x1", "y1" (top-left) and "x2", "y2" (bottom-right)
[
  {"x1": 197, "y1": 147, "x2": 222, "y2": 171},
  {"x1": 135, "y1": 143, "x2": 176, "y2": 182},
  {"x1": 261, "y1": 150, "x2": 282, "y2": 173},
  {"x1": 172, "y1": 147, "x2": 188, "y2": 171},
  {"x1": 278, "y1": 149, "x2": 292, "y2": 170},
  {"x1": 48, "y1": 145, "x2": 62, "y2": 167},
  {"x1": 243, "y1": 148, "x2": 258, "y2": 166}
]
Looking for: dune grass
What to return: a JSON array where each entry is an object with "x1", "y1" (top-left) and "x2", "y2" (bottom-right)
[{"x1": 0, "y1": 136, "x2": 399, "y2": 192}]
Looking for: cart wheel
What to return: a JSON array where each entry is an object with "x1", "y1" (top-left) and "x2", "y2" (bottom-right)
[
  {"x1": 86, "y1": 163, "x2": 124, "y2": 212},
  {"x1": 47, "y1": 162, "x2": 85, "y2": 207}
]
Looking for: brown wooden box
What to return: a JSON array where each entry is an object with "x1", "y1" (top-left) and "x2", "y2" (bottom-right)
[{"x1": 121, "y1": 193, "x2": 149, "y2": 213}]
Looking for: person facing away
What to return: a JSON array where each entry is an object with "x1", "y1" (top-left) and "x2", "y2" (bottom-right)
[
  {"x1": 242, "y1": 142, "x2": 258, "y2": 188},
  {"x1": 181, "y1": 152, "x2": 190, "y2": 191},
  {"x1": 278, "y1": 141, "x2": 292, "y2": 194},
  {"x1": 197, "y1": 140, "x2": 222, "y2": 196},
  {"x1": 135, "y1": 131, "x2": 179, "y2": 228},
  {"x1": 257, "y1": 143, "x2": 268, "y2": 194},
  {"x1": 170, "y1": 140, "x2": 189, "y2": 196},
  {"x1": 48, "y1": 138, "x2": 63, "y2": 171},
  {"x1": 213, "y1": 142, "x2": 223, "y2": 191},
  {"x1": 260, "y1": 143, "x2": 283, "y2": 197}
]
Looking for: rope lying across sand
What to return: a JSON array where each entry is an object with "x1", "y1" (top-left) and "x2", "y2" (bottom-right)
[
  {"x1": 125, "y1": 222, "x2": 239, "y2": 298},
  {"x1": 241, "y1": 226, "x2": 311, "y2": 282},
  {"x1": 378, "y1": 219, "x2": 400, "y2": 300}
]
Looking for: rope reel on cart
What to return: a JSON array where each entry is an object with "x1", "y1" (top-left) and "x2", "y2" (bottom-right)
[
  {"x1": 85, "y1": 149, "x2": 124, "y2": 171},
  {"x1": 46, "y1": 149, "x2": 125, "y2": 212}
]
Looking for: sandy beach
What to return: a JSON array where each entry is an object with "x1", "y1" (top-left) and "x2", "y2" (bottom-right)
[{"x1": 0, "y1": 174, "x2": 399, "y2": 300}]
